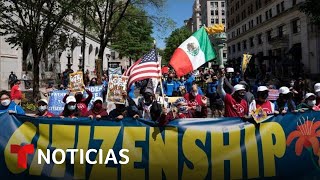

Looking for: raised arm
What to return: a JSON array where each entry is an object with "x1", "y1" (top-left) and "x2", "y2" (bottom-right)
[{"x1": 217, "y1": 76, "x2": 226, "y2": 100}]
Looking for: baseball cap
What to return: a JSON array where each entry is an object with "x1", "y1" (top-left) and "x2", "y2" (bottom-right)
[
  {"x1": 94, "y1": 97, "x2": 103, "y2": 102},
  {"x1": 305, "y1": 93, "x2": 316, "y2": 100},
  {"x1": 226, "y1": 67, "x2": 234, "y2": 73},
  {"x1": 174, "y1": 98, "x2": 187, "y2": 106},
  {"x1": 314, "y1": 83, "x2": 320, "y2": 93},
  {"x1": 66, "y1": 96, "x2": 76, "y2": 104},
  {"x1": 233, "y1": 84, "x2": 245, "y2": 91},
  {"x1": 37, "y1": 99, "x2": 48, "y2": 105},
  {"x1": 278, "y1": 87, "x2": 290, "y2": 95},
  {"x1": 257, "y1": 86, "x2": 269, "y2": 92}
]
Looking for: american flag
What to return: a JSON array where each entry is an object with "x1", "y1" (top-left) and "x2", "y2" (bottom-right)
[{"x1": 124, "y1": 49, "x2": 161, "y2": 89}]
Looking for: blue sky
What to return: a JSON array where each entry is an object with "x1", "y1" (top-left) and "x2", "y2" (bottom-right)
[{"x1": 146, "y1": 0, "x2": 194, "y2": 49}]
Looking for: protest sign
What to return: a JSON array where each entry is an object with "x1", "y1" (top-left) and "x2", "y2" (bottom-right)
[
  {"x1": 106, "y1": 75, "x2": 128, "y2": 104},
  {"x1": 69, "y1": 71, "x2": 84, "y2": 93},
  {"x1": 108, "y1": 67, "x2": 122, "y2": 76},
  {"x1": 84, "y1": 85, "x2": 104, "y2": 109},
  {"x1": 47, "y1": 90, "x2": 67, "y2": 115}
]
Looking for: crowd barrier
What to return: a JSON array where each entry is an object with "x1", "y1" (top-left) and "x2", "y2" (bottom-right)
[{"x1": 0, "y1": 112, "x2": 320, "y2": 179}]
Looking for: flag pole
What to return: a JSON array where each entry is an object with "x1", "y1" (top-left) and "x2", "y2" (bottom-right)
[{"x1": 154, "y1": 41, "x2": 165, "y2": 108}]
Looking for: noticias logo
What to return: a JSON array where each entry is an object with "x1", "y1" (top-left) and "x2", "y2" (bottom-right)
[{"x1": 10, "y1": 144, "x2": 130, "y2": 169}]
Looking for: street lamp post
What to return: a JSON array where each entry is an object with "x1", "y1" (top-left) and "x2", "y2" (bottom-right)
[
  {"x1": 79, "y1": 54, "x2": 83, "y2": 71},
  {"x1": 66, "y1": 48, "x2": 72, "y2": 70}
]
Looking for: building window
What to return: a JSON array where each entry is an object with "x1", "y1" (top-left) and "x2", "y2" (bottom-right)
[
  {"x1": 277, "y1": 4, "x2": 280, "y2": 14},
  {"x1": 215, "y1": 10, "x2": 219, "y2": 16},
  {"x1": 223, "y1": 53, "x2": 227, "y2": 58},
  {"x1": 215, "y1": 18, "x2": 219, "y2": 24},
  {"x1": 211, "y1": 11, "x2": 214, "y2": 16},
  {"x1": 281, "y1": 1, "x2": 285, "y2": 11},
  {"x1": 266, "y1": 30, "x2": 272, "y2": 42},
  {"x1": 221, "y1": 2, "x2": 225, "y2": 7},
  {"x1": 215, "y1": 2, "x2": 218, "y2": 8},
  {"x1": 250, "y1": 37, "x2": 254, "y2": 47},
  {"x1": 211, "y1": 18, "x2": 215, "y2": 23},
  {"x1": 256, "y1": 0, "x2": 262, "y2": 9},
  {"x1": 222, "y1": 10, "x2": 225, "y2": 16},
  {"x1": 257, "y1": 34, "x2": 263, "y2": 44},
  {"x1": 292, "y1": 19, "x2": 301, "y2": 33},
  {"x1": 293, "y1": 0, "x2": 297, "y2": 6},
  {"x1": 222, "y1": 18, "x2": 225, "y2": 24},
  {"x1": 210, "y1": 2, "x2": 214, "y2": 7},
  {"x1": 243, "y1": 40, "x2": 247, "y2": 50},
  {"x1": 228, "y1": 46, "x2": 231, "y2": 54},
  {"x1": 232, "y1": 45, "x2": 236, "y2": 53},
  {"x1": 269, "y1": 9, "x2": 272, "y2": 18},
  {"x1": 237, "y1": 42, "x2": 241, "y2": 51},
  {"x1": 265, "y1": 11, "x2": 269, "y2": 20},
  {"x1": 278, "y1": 25, "x2": 284, "y2": 37}
]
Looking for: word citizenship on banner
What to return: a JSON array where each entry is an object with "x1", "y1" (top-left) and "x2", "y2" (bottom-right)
[{"x1": 0, "y1": 112, "x2": 320, "y2": 179}]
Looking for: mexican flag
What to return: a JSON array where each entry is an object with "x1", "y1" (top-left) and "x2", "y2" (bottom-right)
[{"x1": 169, "y1": 27, "x2": 216, "y2": 77}]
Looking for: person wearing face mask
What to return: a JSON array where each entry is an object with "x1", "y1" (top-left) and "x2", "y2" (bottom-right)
[
  {"x1": 137, "y1": 85, "x2": 162, "y2": 121},
  {"x1": 207, "y1": 75, "x2": 223, "y2": 117},
  {"x1": 296, "y1": 93, "x2": 317, "y2": 111},
  {"x1": 218, "y1": 74, "x2": 248, "y2": 118},
  {"x1": 249, "y1": 86, "x2": 275, "y2": 115},
  {"x1": 274, "y1": 87, "x2": 296, "y2": 114},
  {"x1": 35, "y1": 99, "x2": 54, "y2": 117},
  {"x1": 158, "y1": 98, "x2": 193, "y2": 126},
  {"x1": 163, "y1": 73, "x2": 178, "y2": 97},
  {"x1": 314, "y1": 83, "x2": 320, "y2": 106},
  {"x1": 60, "y1": 96, "x2": 80, "y2": 118},
  {"x1": 85, "y1": 97, "x2": 108, "y2": 120},
  {"x1": 63, "y1": 86, "x2": 93, "y2": 115},
  {"x1": 0, "y1": 90, "x2": 25, "y2": 115},
  {"x1": 184, "y1": 83, "x2": 208, "y2": 118}
]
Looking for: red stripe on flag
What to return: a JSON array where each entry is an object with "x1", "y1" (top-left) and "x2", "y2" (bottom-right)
[{"x1": 169, "y1": 48, "x2": 193, "y2": 77}]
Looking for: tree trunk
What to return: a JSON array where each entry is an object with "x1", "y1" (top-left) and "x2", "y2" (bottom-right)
[
  {"x1": 97, "y1": 40, "x2": 105, "y2": 84},
  {"x1": 32, "y1": 48, "x2": 41, "y2": 102},
  {"x1": 22, "y1": 42, "x2": 30, "y2": 71}
]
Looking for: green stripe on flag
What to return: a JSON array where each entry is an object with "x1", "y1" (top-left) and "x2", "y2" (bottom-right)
[{"x1": 192, "y1": 27, "x2": 216, "y2": 62}]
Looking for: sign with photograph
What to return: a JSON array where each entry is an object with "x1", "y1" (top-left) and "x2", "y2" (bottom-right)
[{"x1": 106, "y1": 75, "x2": 128, "y2": 104}]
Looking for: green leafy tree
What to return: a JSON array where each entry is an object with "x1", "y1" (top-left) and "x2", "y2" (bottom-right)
[
  {"x1": 111, "y1": 5, "x2": 154, "y2": 63},
  {"x1": 300, "y1": 0, "x2": 320, "y2": 25},
  {"x1": 0, "y1": 0, "x2": 78, "y2": 100},
  {"x1": 163, "y1": 27, "x2": 192, "y2": 64},
  {"x1": 84, "y1": 0, "x2": 166, "y2": 80}
]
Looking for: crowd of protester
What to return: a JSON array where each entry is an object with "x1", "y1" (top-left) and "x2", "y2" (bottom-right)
[{"x1": 2, "y1": 66, "x2": 320, "y2": 127}]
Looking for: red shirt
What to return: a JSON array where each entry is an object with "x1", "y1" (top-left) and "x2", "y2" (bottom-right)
[
  {"x1": 37, "y1": 111, "x2": 55, "y2": 117},
  {"x1": 10, "y1": 85, "x2": 22, "y2": 100},
  {"x1": 184, "y1": 93, "x2": 208, "y2": 118},
  {"x1": 224, "y1": 94, "x2": 248, "y2": 117},
  {"x1": 77, "y1": 103, "x2": 88, "y2": 115},
  {"x1": 317, "y1": 97, "x2": 320, "y2": 106},
  {"x1": 256, "y1": 101, "x2": 273, "y2": 114}
]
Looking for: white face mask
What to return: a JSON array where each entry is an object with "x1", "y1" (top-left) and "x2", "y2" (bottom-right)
[
  {"x1": 307, "y1": 100, "x2": 316, "y2": 107},
  {"x1": 38, "y1": 105, "x2": 47, "y2": 112},
  {"x1": 192, "y1": 91, "x2": 198, "y2": 96},
  {"x1": 1, "y1": 99, "x2": 10, "y2": 106},
  {"x1": 68, "y1": 105, "x2": 76, "y2": 111}
]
